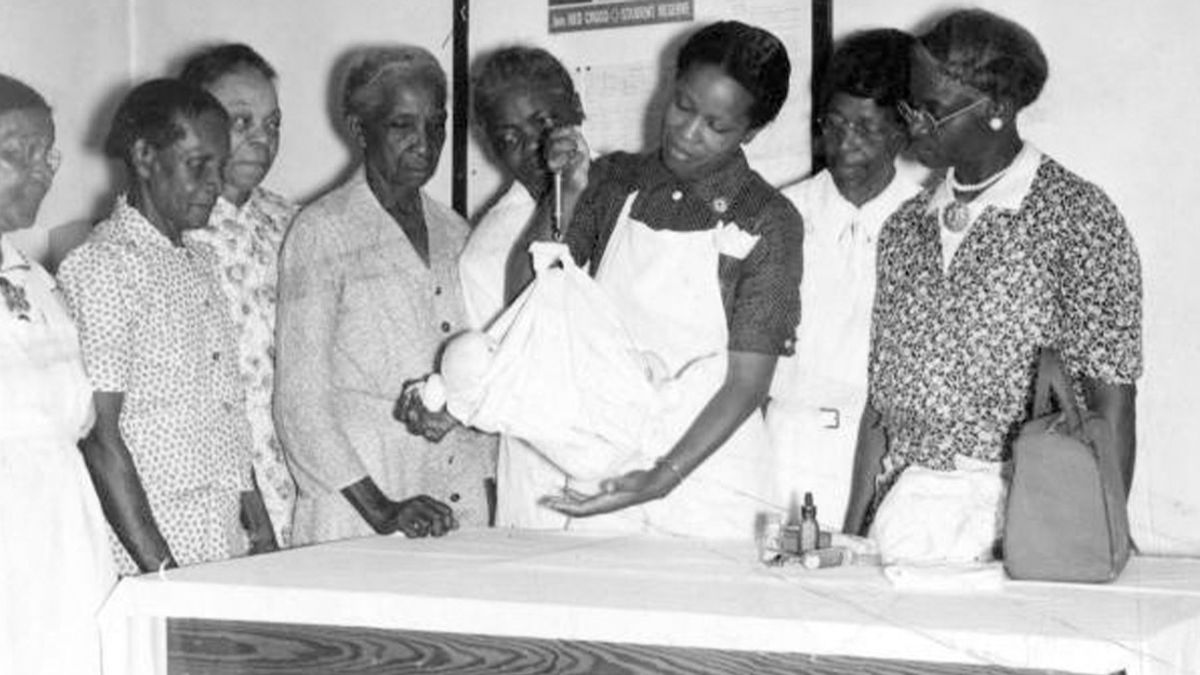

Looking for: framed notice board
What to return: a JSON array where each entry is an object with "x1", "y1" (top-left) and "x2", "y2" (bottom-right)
[{"x1": 463, "y1": 0, "x2": 812, "y2": 218}]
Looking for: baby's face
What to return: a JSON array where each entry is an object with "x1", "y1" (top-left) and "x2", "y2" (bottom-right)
[{"x1": 441, "y1": 330, "x2": 498, "y2": 393}]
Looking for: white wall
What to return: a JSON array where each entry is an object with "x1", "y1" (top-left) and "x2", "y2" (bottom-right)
[
  {"x1": 131, "y1": 0, "x2": 456, "y2": 207},
  {"x1": 1, "y1": 0, "x2": 132, "y2": 264},
  {"x1": 4, "y1": 0, "x2": 456, "y2": 267},
  {"x1": 468, "y1": 0, "x2": 812, "y2": 218},
  {"x1": 837, "y1": 0, "x2": 1200, "y2": 555}
]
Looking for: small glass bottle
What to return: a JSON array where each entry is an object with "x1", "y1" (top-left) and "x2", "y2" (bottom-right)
[{"x1": 799, "y1": 492, "x2": 820, "y2": 553}]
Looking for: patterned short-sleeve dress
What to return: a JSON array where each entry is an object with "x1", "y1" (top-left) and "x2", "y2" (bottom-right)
[
  {"x1": 869, "y1": 146, "x2": 1142, "y2": 498},
  {"x1": 58, "y1": 197, "x2": 255, "y2": 574}
]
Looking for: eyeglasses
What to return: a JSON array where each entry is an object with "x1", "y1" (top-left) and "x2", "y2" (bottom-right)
[
  {"x1": 817, "y1": 114, "x2": 894, "y2": 142},
  {"x1": 898, "y1": 98, "x2": 989, "y2": 132},
  {"x1": 0, "y1": 141, "x2": 61, "y2": 175}
]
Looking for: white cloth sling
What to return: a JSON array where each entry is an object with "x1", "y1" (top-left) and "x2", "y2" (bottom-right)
[{"x1": 571, "y1": 192, "x2": 775, "y2": 538}]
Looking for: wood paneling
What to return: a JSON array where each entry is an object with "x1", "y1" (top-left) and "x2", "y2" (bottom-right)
[{"x1": 167, "y1": 618, "x2": 1104, "y2": 675}]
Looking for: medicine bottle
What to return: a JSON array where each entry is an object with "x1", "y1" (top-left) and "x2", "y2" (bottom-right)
[{"x1": 799, "y1": 492, "x2": 820, "y2": 552}]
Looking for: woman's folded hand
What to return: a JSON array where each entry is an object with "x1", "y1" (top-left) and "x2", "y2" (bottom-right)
[{"x1": 395, "y1": 379, "x2": 460, "y2": 443}]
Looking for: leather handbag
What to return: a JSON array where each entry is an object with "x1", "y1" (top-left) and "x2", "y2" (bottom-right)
[{"x1": 1003, "y1": 348, "x2": 1131, "y2": 582}]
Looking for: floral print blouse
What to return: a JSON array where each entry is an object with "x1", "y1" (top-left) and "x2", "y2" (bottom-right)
[
  {"x1": 184, "y1": 187, "x2": 299, "y2": 545},
  {"x1": 870, "y1": 146, "x2": 1142, "y2": 485},
  {"x1": 59, "y1": 197, "x2": 254, "y2": 574}
]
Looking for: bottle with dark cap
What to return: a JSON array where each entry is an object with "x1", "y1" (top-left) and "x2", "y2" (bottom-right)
[{"x1": 799, "y1": 491, "x2": 820, "y2": 553}]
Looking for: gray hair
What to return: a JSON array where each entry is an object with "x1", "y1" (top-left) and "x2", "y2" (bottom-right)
[{"x1": 340, "y1": 45, "x2": 447, "y2": 123}]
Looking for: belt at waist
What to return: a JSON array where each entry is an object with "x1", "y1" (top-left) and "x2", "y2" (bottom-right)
[{"x1": 769, "y1": 396, "x2": 865, "y2": 430}]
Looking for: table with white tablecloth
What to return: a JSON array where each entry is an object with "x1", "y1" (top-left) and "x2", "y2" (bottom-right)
[{"x1": 99, "y1": 528, "x2": 1200, "y2": 674}]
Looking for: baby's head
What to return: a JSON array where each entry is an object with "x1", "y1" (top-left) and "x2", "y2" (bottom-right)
[{"x1": 440, "y1": 330, "x2": 498, "y2": 416}]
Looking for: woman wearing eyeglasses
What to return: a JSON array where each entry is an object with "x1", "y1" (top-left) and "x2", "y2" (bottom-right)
[
  {"x1": 0, "y1": 73, "x2": 115, "y2": 675},
  {"x1": 843, "y1": 9, "x2": 1142, "y2": 564},
  {"x1": 765, "y1": 29, "x2": 921, "y2": 529}
]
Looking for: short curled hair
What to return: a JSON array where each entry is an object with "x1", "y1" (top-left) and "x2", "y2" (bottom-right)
[
  {"x1": 471, "y1": 46, "x2": 584, "y2": 131},
  {"x1": 340, "y1": 45, "x2": 446, "y2": 123},
  {"x1": 676, "y1": 21, "x2": 791, "y2": 130},
  {"x1": 918, "y1": 8, "x2": 1048, "y2": 111},
  {"x1": 821, "y1": 29, "x2": 914, "y2": 116},
  {"x1": 0, "y1": 73, "x2": 50, "y2": 117},
  {"x1": 179, "y1": 43, "x2": 278, "y2": 89},
  {"x1": 103, "y1": 78, "x2": 229, "y2": 168}
]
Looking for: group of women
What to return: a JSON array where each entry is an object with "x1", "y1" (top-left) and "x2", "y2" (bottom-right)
[{"x1": 1, "y1": 6, "x2": 1141, "y2": 674}]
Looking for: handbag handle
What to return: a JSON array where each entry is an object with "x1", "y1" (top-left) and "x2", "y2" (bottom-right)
[{"x1": 1032, "y1": 347, "x2": 1084, "y2": 434}]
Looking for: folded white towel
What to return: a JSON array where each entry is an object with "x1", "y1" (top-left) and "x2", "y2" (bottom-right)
[{"x1": 883, "y1": 561, "x2": 1006, "y2": 592}]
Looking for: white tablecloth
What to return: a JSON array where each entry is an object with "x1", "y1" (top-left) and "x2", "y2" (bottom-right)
[{"x1": 99, "y1": 528, "x2": 1200, "y2": 674}]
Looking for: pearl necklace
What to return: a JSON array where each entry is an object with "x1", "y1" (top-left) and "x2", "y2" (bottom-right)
[{"x1": 948, "y1": 164, "x2": 1010, "y2": 193}]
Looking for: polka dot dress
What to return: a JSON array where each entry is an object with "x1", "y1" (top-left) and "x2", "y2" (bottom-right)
[{"x1": 59, "y1": 197, "x2": 253, "y2": 574}]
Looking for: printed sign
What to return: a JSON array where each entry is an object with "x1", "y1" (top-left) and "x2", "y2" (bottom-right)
[{"x1": 549, "y1": 0, "x2": 693, "y2": 34}]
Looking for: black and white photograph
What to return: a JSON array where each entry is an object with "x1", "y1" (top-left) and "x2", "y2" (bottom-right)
[{"x1": 0, "y1": 0, "x2": 1193, "y2": 673}]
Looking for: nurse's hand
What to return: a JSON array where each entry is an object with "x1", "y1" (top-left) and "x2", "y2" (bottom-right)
[
  {"x1": 543, "y1": 126, "x2": 591, "y2": 199},
  {"x1": 538, "y1": 465, "x2": 677, "y2": 517},
  {"x1": 392, "y1": 495, "x2": 458, "y2": 538}
]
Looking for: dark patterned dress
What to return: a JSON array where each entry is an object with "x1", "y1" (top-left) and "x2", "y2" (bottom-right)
[{"x1": 869, "y1": 148, "x2": 1142, "y2": 497}]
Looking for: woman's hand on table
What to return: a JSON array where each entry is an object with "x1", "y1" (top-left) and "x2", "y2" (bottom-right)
[
  {"x1": 394, "y1": 381, "x2": 459, "y2": 443},
  {"x1": 342, "y1": 478, "x2": 457, "y2": 537},
  {"x1": 538, "y1": 465, "x2": 677, "y2": 517},
  {"x1": 391, "y1": 495, "x2": 459, "y2": 538}
]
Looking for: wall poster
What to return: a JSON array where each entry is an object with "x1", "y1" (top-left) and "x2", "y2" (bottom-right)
[{"x1": 549, "y1": 0, "x2": 694, "y2": 34}]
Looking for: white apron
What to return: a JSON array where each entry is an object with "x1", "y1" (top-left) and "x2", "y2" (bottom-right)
[
  {"x1": 569, "y1": 193, "x2": 775, "y2": 539},
  {"x1": 0, "y1": 246, "x2": 116, "y2": 675},
  {"x1": 764, "y1": 394, "x2": 863, "y2": 529}
]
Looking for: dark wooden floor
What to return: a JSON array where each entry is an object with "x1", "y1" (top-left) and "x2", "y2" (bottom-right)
[{"x1": 167, "y1": 618, "x2": 1110, "y2": 675}]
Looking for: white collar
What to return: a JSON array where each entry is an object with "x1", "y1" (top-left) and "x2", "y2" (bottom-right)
[
  {"x1": 927, "y1": 142, "x2": 1043, "y2": 217},
  {"x1": 0, "y1": 235, "x2": 32, "y2": 273},
  {"x1": 815, "y1": 166, "x2": 923, "y2": 241},
  {"x1": 497, "y1": 181, "x2": 536, "y2": 210}
]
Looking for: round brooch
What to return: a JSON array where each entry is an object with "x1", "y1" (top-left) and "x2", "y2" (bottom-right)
[{"x1": 941, "y1": 201, "x2": 971, "y2": 233}]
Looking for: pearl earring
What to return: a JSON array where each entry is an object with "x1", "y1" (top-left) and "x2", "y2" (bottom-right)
[{"x1": 989, "y1": 117, "x2": 1003, "y2": 131}]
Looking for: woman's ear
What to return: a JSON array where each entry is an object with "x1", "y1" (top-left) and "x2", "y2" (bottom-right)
[
  {"x1": 130, "y1": 138, "x2": 156, "y2": 181},
  {"x1": 345, "y1": 114, "x2": 367, "y2": 149}
]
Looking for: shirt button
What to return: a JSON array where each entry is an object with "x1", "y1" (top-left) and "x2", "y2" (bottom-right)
[
  {"x1": 441, "y1": 321, "x2": 451, "y2": 333},
  {"x1": 449, "y1": 493, "x2": 461, "y2": 503},
  {"x1": 434, "y1": 286, "x2": 443, "y2": 295},
  {"x1": 671, "y1": 190, "x2": 682, "y2": 201},
  {"x1": 212, "y1": 351, "x2": 221, "y2": 362}
]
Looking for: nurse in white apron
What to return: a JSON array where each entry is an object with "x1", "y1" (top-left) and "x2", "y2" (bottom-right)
[
  {"x1": 525, "y1": 22, "x2": 803, "y2": 539},
  {"x1": 0, "y1": 74, "x2": 116, "y2": 675}
]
